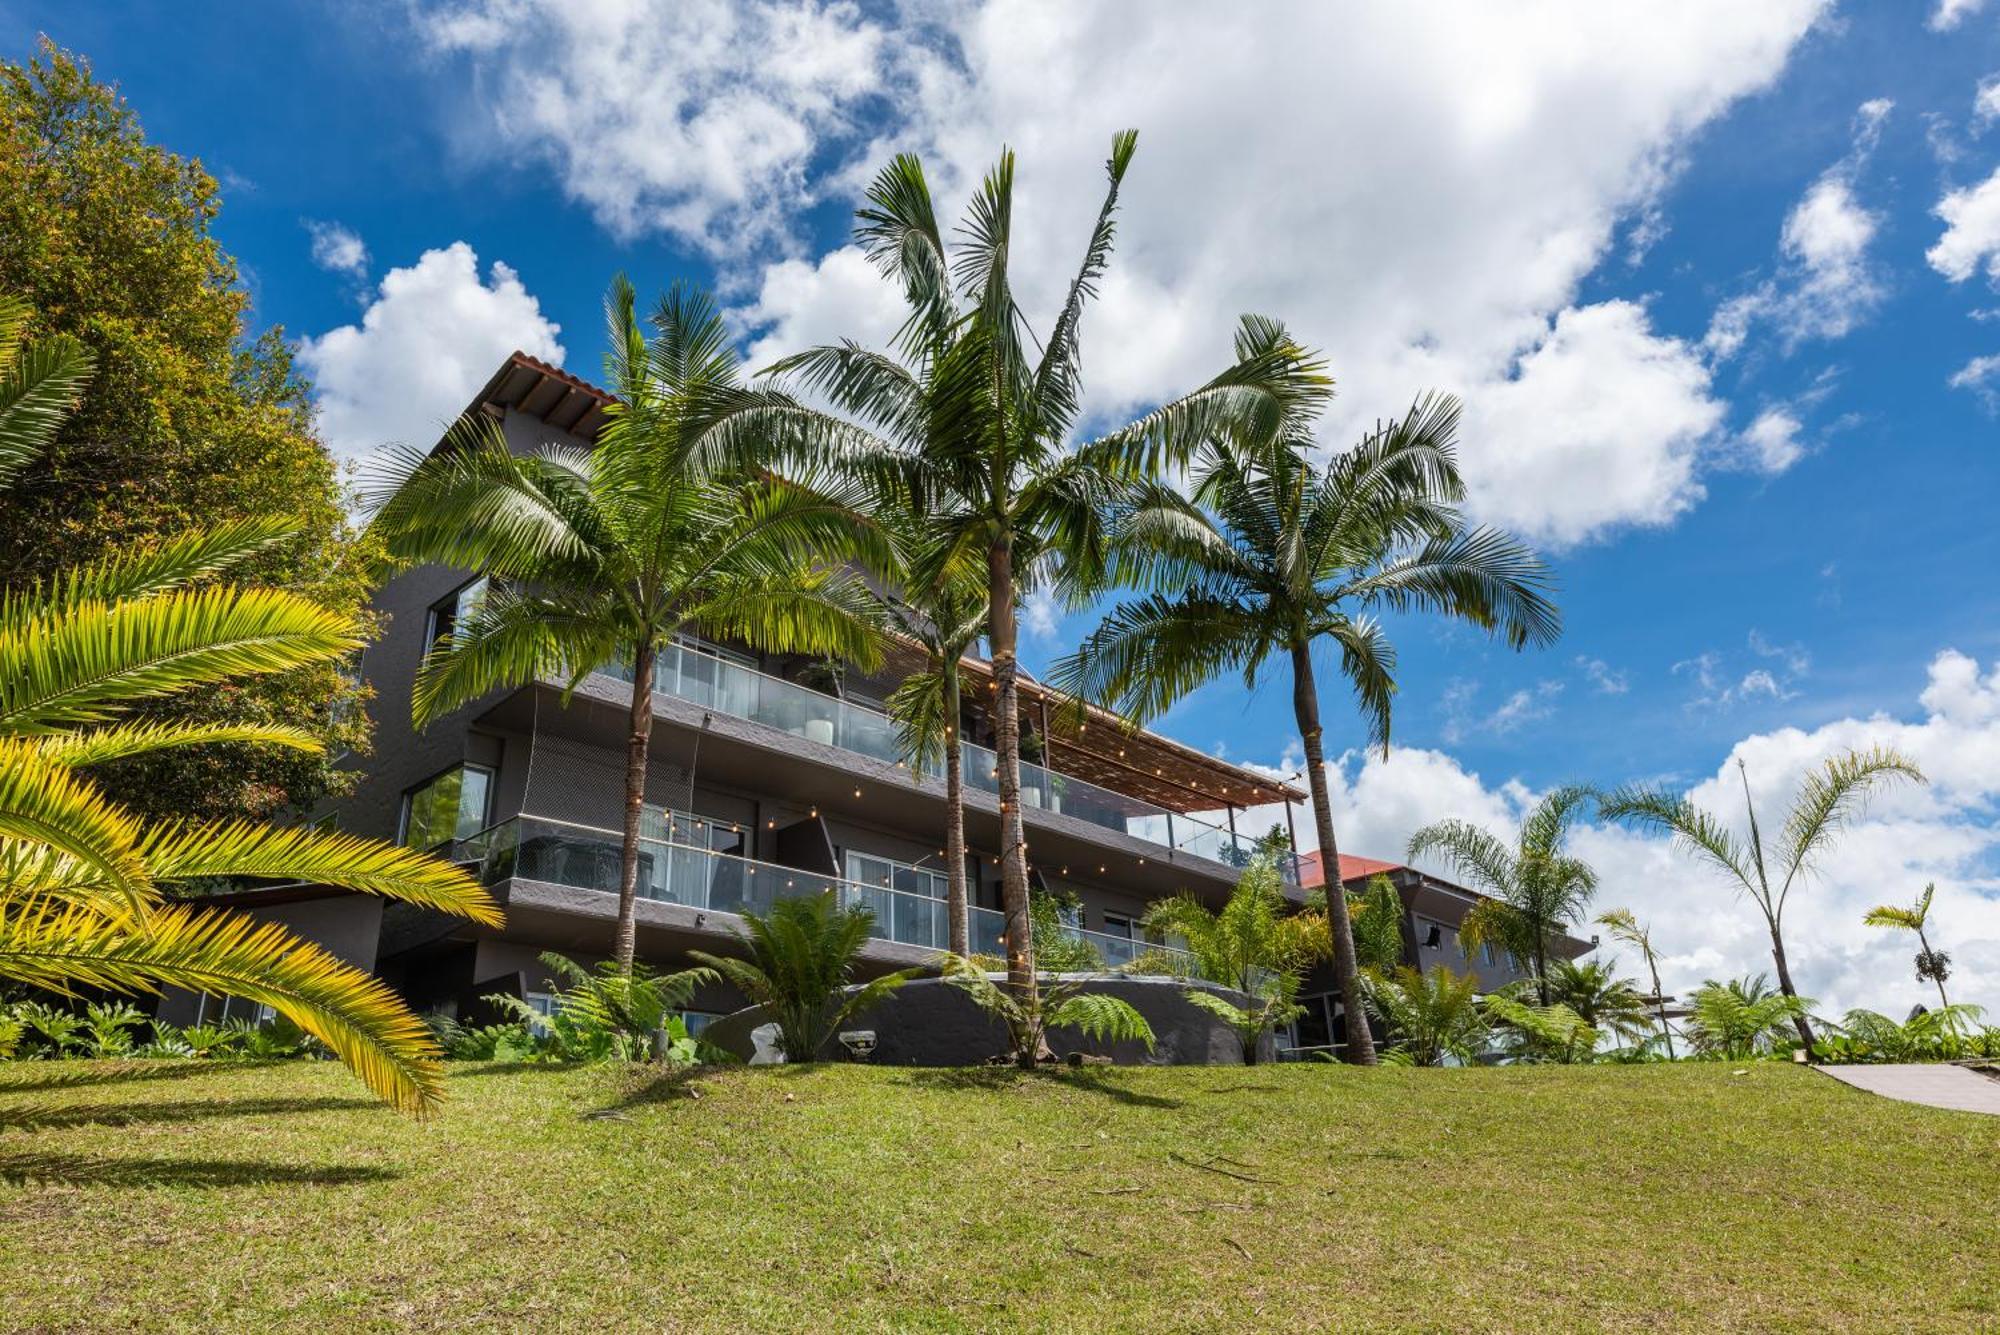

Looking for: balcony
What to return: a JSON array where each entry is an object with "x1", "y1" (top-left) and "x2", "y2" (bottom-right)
[
  {"x1": 457, "y1": 814, "x2": 1195, "y2": 974},
  {"x1": 595, "y1": 643, "x2": 1285, "y2": 880}
]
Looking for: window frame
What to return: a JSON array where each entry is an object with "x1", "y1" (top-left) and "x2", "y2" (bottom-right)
[{"x1": 397, "y1": 761, "x2": 497, "y2": 849}]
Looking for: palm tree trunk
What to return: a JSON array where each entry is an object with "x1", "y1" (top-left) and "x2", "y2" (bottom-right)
[
  {"x1": 988, "y1": 538, "x2": 1036, "y2": 1067},
  {"x1": 1766, "y1": 916, "x2": 1816, "y2": 1055},
  {"x1": 944, "y1": 665, "x2": 969, "y2": 957},
  {"x1": 1646, "y1": 952, "x2": 1676, "y2": 1059},
  {"x1": 1918, "y1": 926, "x2": 1950, "y2": 1013},
  {"x1": 1533, "y1": 941, "x2": 1550, "y2": 1007},
  {"x1": 613, "y1": 639, "x2": 656, "y2": 975},
  {"x1": 1289, "y1": 641, "x2": 1376, "y2": 1066}
]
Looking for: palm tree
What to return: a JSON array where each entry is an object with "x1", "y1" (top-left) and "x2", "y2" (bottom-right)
[
  {"x1": 691, "y1": 894, "x2": 918, "y2": 1063},
  {"x1": 1144, "y1": 858, "x2": 1329, "y2": 1063},
  {"x1": 1407, "y1": 787, "x2": 1597, "y2": 1006},
  {"x1": 1863, "y1": 883, "x2": 1953, "y2": 1013},
  {"x1": 698, "y1": 134, "x2": 1310, "y2": 1057},
  {"x1": 1358, "y1": 965, "x2": 1488, "y2": 1066},
  {"x1": 1055, "y1": 370, "x2": 1559, "y2": 1064},
  {"x1": 367, "y1": 278, "x2": 889, "y2": 973},
  {"x1": 0, "y1": 294, "x2": 499, "y2": 1114},
  {"x1": 882, "y1": 556, "x2": 987, "y2": 956},
  {"x1": 1601, "y1": 748, "x2": 1924, "y2": 1053},
  {"x1": 1596, "y1": 907, "x2": 1676, "y2": 1058},
  {"x1": 1684, "y1": 974, "x2": 1813, "y2": 1059},
  {"x1": 1546, "y1": 958, "x2": 1652, "y2": 1046}
]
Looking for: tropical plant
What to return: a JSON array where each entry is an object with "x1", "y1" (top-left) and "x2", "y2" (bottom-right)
[
  {"x1": 0, "y1": 293, "x2": 502, "y2": 1113},
  {"x1": 180, "y1": 1023, "x2": 240, "y2": 1058},
  {"x1": 424, "y1": 1012, "x2": 540, "y2": 1063},
  {"x1": 1408, "y1": 788, "x2": 1597, "y2": 1006},
  {"x1": 367, "y1": 278, "x2": 890, "y2": 974},
  {"x1": 1602, "y1": 748, "x2": 1925, "y2": 1052},
  {"x1": 81, "y1": 999, "x2": 149, "y2": 1058},
  {"x1": 937, "y1": 952, "x2": 1155, "y2": 1061},
  {"x1": 1026, "y1": 887, "x2": 1105, "y2": 973},
  {"x1": 484, "y1": 952, "x2": 718, "y2": 1064},
  {"x1": 1864, "y1": 883, "x2": 1954, "y2": 1014},
  {"x1": 1825, "y1": 1004, "x2": 1992, "y2": 1064},
  {"x1": 698, "y1": 133, "x2": 1313, "y2": 1063},
  {"x1": 1348, "y1": 874, "x2": 1406, "y2": 975},
  {"x1": 1545, "y1": 959, "x2": 1652, "y2": 1046},
  {"x1": 14, "y1": 1000, "x2": 85, "y2": 1057},
  {"x1": 0, "y1": 1010, "x2": 21, "y2": 1058},
  {"x1": 692, "y1": 894, "x2": 916, "y2": 1063},
  {"x1": 881, "y1": 545, "x2": 988, "y2": 955},
  {"x1": 132, "y1": 1019, "x2": 192, "y2": 1059},
  {"x1": 1358, "y1": 964, "x2": 1488, "y2": 1066},
  {"x1": 1596, "y1": 907, "x2": 1676, "y2": 1059},
  {"x1": 1056, "y1": 368, "x2": 1559, "y2": 1064},
  {"x1": 1683, "y1": 975, "x2": 1814, "y2": 1059},
  {"x1": 1483, "y1": 991, "x2": 1600, "y2": 1065},
  {"x1": 1144, "y1": 859, "x2": 1328, "y2": 1063}
]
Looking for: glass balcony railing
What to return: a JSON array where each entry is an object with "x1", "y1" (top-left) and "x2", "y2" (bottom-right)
[
  {"x1": 594, "y1": 644, "x2": 1286, "y2": 881},
  {"x1": 455, "y1": 815, "x2": 1193, "y2": 973}
]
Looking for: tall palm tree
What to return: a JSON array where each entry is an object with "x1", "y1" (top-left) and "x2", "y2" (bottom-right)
[
  {"x1": 881, "y1": 553, "x2": 987, "y2": 956},
  {"x1": 1545, "y1": 958, "x2": 1652, "y2": 1046},
  {"x1": 367, "y1": 278, "x2": 889, "y2": 973},
  {"x1": 1863, "y1": 882, "x2": 1953, "y2": 1013},
  {"x1": 1407, "y1": 787, "x2": 1597, "y2": 1006},
  {"x1": 698, "y1": 134, "x2": 1310, "y2": 1056},
  {"x1": 1601, "y1": 748, "x2": 1924, "y2": 1053},
  {"x1": 1060, "y1": 381, "x2": 1559, "y2": 1062},
  {"x1": 1596, "y1": 907, "x2": 1676, "y2": 1058},
  {"x1": 0, "y1": 293, "x2": 498, "y2": 1114}
]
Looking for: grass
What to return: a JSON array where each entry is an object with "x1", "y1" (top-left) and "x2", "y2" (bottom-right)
[{"x1": 0, "y1": 1060, "x2": 1994, "y2": 1332}]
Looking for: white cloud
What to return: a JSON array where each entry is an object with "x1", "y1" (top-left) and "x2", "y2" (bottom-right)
[
  {"x1": 305, "y1": 220, "x2": 369, "y2": 278},
  {"x1": 416, "y1": 0, "x2": 895, "y2": 255},
  {"x1": 458, "y1": 2, "x2": 1827, "y2": 546},
  {"x1": 1705, "y1": 100, "x2": 1891, "y2": 358},
  {"x1": 1019, "y1": 588, "x2": 1060, "y2": 642},
  {"x1": 1251, "y1": 650, "x2": 2000, "y2": 1019},
  {"x1": 1577, "y1": 657, "x2": 1631, "y2": 695},
  {"x1": 1740, "y1": 406, "x2": 1808, "y2": 474},
  {"x1": 297, "y1": 242, "x2": 564, "y2": 463},
  {"x1": 1932, "y1": 0, "x2": 1991, "y2": 31},
  {"x1": 1977, "y1": 75, "x2": 2000, "y2": 130},
  {"x1": 1673, "y1": 638, "x2": 1807, "y2": 713},
  {"x1": 1464, "y1": 302, "x2": 1723, "y2": 547},
  {"x1": 1948, "y1": 352, "x2": 2000, "y2": 409},
  {"x1": 1442, "y1": 679, "x2": 1563, "y2": 744},
  {"x1": 1927, "y1": 167, "x2": 2000, "y2": 283}
]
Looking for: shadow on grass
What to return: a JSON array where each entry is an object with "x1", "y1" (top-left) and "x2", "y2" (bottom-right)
[
  {"x1": 597, "y1": 1062, "x2": 737, "y2": 1113},
  {"x1": 0, "y1": 1060, "x2": 283, "y2": 1094},
  {"x1": 0, "y1": 1151, "x2": 397, "y2": 1189},
  {"x1": 895, "y1": 1065, "x2": 1185, "y2": 1109},
  {"x1": 0, "y1": 1095, "x2": 378, "y2": 1133}
]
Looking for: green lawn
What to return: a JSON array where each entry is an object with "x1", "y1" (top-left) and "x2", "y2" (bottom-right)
[{"x1": 0, "y1": 1060, "x2": 1994, "y2": 1332}]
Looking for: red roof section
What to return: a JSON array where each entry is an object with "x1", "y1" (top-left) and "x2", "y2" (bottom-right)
[{"x1": 1295, "y1": 850, "x2": 1403, "y2": 888}]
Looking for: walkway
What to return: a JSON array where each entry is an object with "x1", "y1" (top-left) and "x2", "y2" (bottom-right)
[{"x1": 1816, "y1": 1063, "x2": 2000, "y2": 1115}]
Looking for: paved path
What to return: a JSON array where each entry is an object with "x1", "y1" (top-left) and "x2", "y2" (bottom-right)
[{"x1": 1816, "y1": 1063, "x2": 2000, "y2": 1115}]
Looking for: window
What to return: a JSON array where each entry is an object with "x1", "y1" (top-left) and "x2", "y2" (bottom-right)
[
  {"x1": 1482, "y1": 942, "x2": 1497, "y2": 966},
  {"x1": 1419, "y1": 919, "x2": 1444, "y2": 950},
  {"x1": 1100, "y1": 912, "x2": 1136, "y2": 941},
  {"x1": 195, "y1": 995, "x2": 276, "y2": 1027},
  {"x1": 844, "y1": 851, "x2": 948, "y2": 901},
  {"x1": 398, "y1": 764, "x2": 495, "y2": 848},
  {"x1": 643, "y1": 806, "x2": 746, "y2": 857},
  {"x1": 426, "y1": 577, "x2": 488, "y2": 649}
]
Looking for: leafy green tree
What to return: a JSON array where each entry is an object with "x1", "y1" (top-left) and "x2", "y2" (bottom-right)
[
  {"x1": 1596, "y1": 907, "x2": 1676, "y2": 1058},
  {"x1": 367, "y1": 278, "x2": 888, "y2": 972},
  {"x1": 1602, "y1": 749, "x2": 1924, "y2": 1052},
  {"x1": 0, "y1": 41, "x2": 374, "y2": 824},
  {"x1": 1144, "y1": 859, "x2": 1329, "y2": 1063},
  {"x1": 1056, "y1": 374, "x2": 1559, "y2": 1064},
  {"x1": 1863, "y1": 883, "x2": 1953, "y2": 1014},
  {"x1": 1683, "y1": 975, "x2": 1813, "y2": 1059},
  {"x1": 1407, "y1": 787, "x2": 1597, "y2": 1006},
  {"x1": 0, "y1": 297, "x2": 498, "y2": 1112},
  {"x1": 1545, "y1": 959, "x2": 1652, "y2": 1046},
  {"x1": 484, "y1": 952, "x2": 717, "y2": 1063},
  {"x1": 1358, "y1": 965, "x2": 1488, "y2": 1066},
  {"x1": 699, "y1": 133, "x2": 1309, "y2": 1062},
  {"x1": 692, "y1": 894, "x2": 917, "y2": 1063}
]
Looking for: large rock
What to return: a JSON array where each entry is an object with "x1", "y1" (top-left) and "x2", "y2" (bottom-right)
[{"x1": 702, "y1": 973, "x2": 1271, "y2": 1066}]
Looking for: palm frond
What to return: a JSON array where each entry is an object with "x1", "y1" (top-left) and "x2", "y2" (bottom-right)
[
  {"x1": 1779, "y1": 746, "x2": 1925, "y2": 889},
  {"x1": 35, "y1": 721, "x2": 324, "y2": 767},
  {"x1": 0, "y1": 299, "x2": 95, "y2": 489}
]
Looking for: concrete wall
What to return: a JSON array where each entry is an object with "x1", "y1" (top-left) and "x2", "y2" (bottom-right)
[{"x1": 157, "y1": 894, "x2": 385, "y2": 1026}]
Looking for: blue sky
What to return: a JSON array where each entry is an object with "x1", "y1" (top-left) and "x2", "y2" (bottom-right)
[{"x1": 9, "y1": 1, "x2": 1999, "y2": 1013}]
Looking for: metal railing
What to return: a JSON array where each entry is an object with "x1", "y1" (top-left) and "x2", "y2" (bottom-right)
[
  {"x1": 595, "y1": 644, "x2": 1285, "y2": 880},
  {"x1": 456, "y1": 814, "x2": 1195, "y2": 972}
]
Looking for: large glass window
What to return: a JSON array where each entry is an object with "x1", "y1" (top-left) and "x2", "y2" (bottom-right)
[
  {"x1": 426, "y1": 577, "x2": 488, "y2": 649},
  {"x1": 845, "y1": 851, "x2": 949, "y2": 900},
  {"x1": 399, "y1": 764, "x2": 495, "y2": 848}
]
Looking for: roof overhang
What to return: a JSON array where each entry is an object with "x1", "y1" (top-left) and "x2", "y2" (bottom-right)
[{"x1": 464, "y1": 350, "x2": 617, "y2": 440}]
